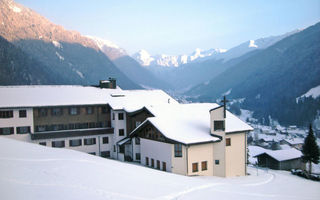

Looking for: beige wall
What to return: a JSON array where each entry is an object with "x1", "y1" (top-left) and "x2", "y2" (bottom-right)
[
  {"x1": 225, "y1": 132, "x2": 246, "y2": 177},
  {"x1": 212, "y1": 140, "x2": 226, "y2": 177},
  {"x1": 171, "y1": 144, "x2": 187, "y2": 175},
  {"x1": 187, "y1": 143, "x2": 214, "y2": 176}
]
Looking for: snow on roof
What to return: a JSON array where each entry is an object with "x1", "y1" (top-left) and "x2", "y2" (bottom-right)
[
  {"x1": 0, "y1": 85, "x2": 122, "y2": 108},
  {"x1": 132, "y1": 103, "x2": 253, "y2": 145},
  {"x1": 284, "y1": 138, "x2": 304, "y2": 145},
  {"x1": 0, "y1": 86, "x2": 176, "y2": 110},
  {"x1": 255, "y1": 148, "x2": 302, "y2": 162}
]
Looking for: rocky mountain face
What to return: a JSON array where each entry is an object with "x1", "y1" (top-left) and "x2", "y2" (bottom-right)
[
  {"x1": 186, "y1": 22, "x2": 320, "y2": 126},
  {"x1": 0, "y1": 0, "x2": 140, "y2": 89}
]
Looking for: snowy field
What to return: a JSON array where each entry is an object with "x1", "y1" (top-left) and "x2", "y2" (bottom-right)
[{"x1": 0, "y1": 137, "x2": 319, "y2": 200}]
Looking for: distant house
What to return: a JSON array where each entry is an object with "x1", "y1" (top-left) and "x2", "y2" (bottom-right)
[
  {"x1": 281, "y1": 138, "x2": 304, "y2": 150},
  {"x1": 254, "y1": 148, "x2": 304, "y2": 170}
]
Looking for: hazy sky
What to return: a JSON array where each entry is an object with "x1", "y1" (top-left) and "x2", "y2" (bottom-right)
[{"x1": 16, "y1": 0, "x2": 320, "y2": 55}]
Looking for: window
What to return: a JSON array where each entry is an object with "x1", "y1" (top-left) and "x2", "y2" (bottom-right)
[
  {"x1": 201, "y1": 161, "x2": 208, "y2": 171},
  {"x1": 0, "y1": 127, "x2": 14, "y2": 135},
  {"x1": 102, "y1": 137, "x2": 109, "y2": 144},
  {"x1": 39, "y1": 142, "x2": 46, "y2": 146},
  {"x1": 151, "y1": 159, "x2": 154, "y2": 167},
  {"x1": 215, "y1": 160, "x2": 220, "y2": 165},
  {"x1": 69, "y1": 107, "x2": 79, "y2": 115},
  {"x1": 162, "y1": 162, "x2": 166, "y2": 171},
  {"x1": 86, "y1": 107, "x2": 94, "y2": 114},
  {"x1": 51, "y1": 108, "x2": 62, "y2": 116},
  {"x1": 0, "y1": 110, "x2": 13, "y2": 118},
  {"x1": 119, "y1": 145, "x2": 125, "y2": 153},
  {"x1": 157, "y1": 160, "x2": 160, "y2": 169},
  {"x1": 214, "y1": 120, "x2": 225, "y2": 131},
  {"x1": 118, "y1": 113, "x2": 124, "y2": 120},
  {"x1": 52, "y1": 140, "x2": 65, "y2": 148},
  {"x1": 36, "y1": 125, "x2": 46, "y2": 132},
  {"x1": 226, "y1": 138, "x2": 231, "y2": 146},
  {"x1": 113, "y1": 145, "x2": 116, "y2": 152},
  {"x1": 69, "y1": 139, "x2": 82, "y2": 147},
  {"x1": 38, "y1": 108, "x2": 47, "y2": 117},
  {"x1": 88, "y1": 152, "x2": 96, "y2": 155},
  {"x1": 192, "y1": 163, "x2": 198, "y2": 172},
  {"x1": 146, "y1": 157, "x2": 149, "y2": 166},
  {"x1": 101, "y1": 106, "x2": 108, "y2": 114},
  {"x1": 19, "y1": 110, "x2": 27, "y2": 118},
  {"x1": 112, "y1": 113, "x2": 115, "y2": 120},
  {"x1": 119, "y1": 129, "x2": 125, "y2": 136},
  {"x1": 84, "y1": 138, "x2": 96, "y2": 145},
  {"x1": 174, "y1": 144, "x2": 182, "y2": 157},
  {"x1": 16, "y1": 126, "x2": 30, "y2": 134},
  {"x1": 101, "y1": 151, "x2": 110, "y2": 158},
  {"x1": 135, "y1": 137, "x2": 140, "y2": 145},
  {"x1": 136, "y1": 153, "x2": 141, "y2": 161}
]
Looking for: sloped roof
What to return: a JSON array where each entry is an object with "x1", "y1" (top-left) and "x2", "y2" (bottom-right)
[
  {"x1": 255, "y1": 148, "x2": 302, "y2": 161},
  {"x1": 131, "y1": 103, "x2": 253, "y2": 145}
]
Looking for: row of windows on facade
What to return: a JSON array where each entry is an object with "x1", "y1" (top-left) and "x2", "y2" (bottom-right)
[
  {"x1": 141, "y1": 127, "x2": 166, "y2": 142},
  {"x1": 192, "y1": 161, "x2": 208, "y2": 172},
  {"x1": 37, "y1": 106, "x2": 109, "y2": 117},
  {"x1": 35, "y1": 121, "x2": 111, "y2": 132},
  {"x1": 0, "y1": 110, "x2": 27, "y2": 118},
  {"x1": 145, "y1": 157, "x2": 167, "y2": 171},
  {"x1": 112, "y1": 112, "x2": 124, "y2": 120},
  {"x1": 82, "y1": 151, "x2": 111, "y2": 158},
  {"x1": 39, "y1": 136, "x2": 110, "y2": 148},
  {"x1": 0, "y1": 126, "x2": 30, "y2": 135}
]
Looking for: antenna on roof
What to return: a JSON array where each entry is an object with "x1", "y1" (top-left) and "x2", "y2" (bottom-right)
[{"x1": 220, "y1": 96, "x2": 229, "y2": 118}]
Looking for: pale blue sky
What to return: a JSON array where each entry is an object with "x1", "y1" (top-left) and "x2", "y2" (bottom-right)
[{"x1": 16, "y1": 0, "x2": 320, "y2": 55}]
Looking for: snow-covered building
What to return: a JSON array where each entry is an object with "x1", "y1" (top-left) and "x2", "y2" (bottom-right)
[
  {"x1": 254, "y1": 148, "x2": 304, "y2": 170},
  {"x1": 0, "y1": 81, "x2": 253, "y2": 177}
]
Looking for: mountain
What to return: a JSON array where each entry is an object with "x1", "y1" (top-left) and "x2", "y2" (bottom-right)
[
  {"x1": 132, "y1": 48, "x2": 226, "y2": 67},
  {"x1": 0, "y1": 35, "x2": 59, "y2": 85},
  {"x1": 0, "y1": 0, "x2": 140, "y2": 89},
  {"x1": 87, "y1": 36, "x2": 172, "y2": 89},
  {"x1": 186, "y1": 22, "x2": 320, "y2": 126}
]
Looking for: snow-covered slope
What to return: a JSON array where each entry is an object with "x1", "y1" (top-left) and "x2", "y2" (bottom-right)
[
  {"x1": 132, "y1": 48, "x2": 226, "y2": 67},
  {"x1": 1, "y1": 137, "x2": 319, "y2": 200},
  {"x1": 296, "y1": 84, "x2": 320, "y2": 103},
  {"x1": 86, "y1": 35, "x2": 127, "y2": 60}
]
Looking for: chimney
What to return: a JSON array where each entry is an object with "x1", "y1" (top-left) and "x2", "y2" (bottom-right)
[{"x1": 99, "y1": 77, "x2": 117, "y2": 89}]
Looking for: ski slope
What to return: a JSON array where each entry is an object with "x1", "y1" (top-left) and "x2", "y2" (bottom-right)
[{"x1": 0, "y1": 137, "x2": 319, "y2": 200}]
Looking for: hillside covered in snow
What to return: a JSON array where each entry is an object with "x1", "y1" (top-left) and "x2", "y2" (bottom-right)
[{"x1": 1, "y1": 137, "x2": 319, "y2": 200}]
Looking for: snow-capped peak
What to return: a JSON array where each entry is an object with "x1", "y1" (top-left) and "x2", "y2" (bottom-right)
[
  {"x1": 132, "y1": 50, "x2": 155, "y2": 66},
  {"x1": 249, "y1": 40, "x2": 258, "y2": 48}
]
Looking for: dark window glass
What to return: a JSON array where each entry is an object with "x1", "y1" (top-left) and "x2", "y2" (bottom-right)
[
  {"x1": 86, "y1": 107, "x2": 94, "y2": 114},
  {"x1": 214, "y1": 120, "x2": 225, "y2": 131},
  {"x1": 118, "y1": 113, "x2": 124, "y2": 120},
  {"x1": 88, "y1": 152, "x2": 96, "y2": 155},
  {"x1": 162, "y1": 162, "x2": 166, "y2": 171},
  {"x1": 215, "y1": 160, "x2": 220, "y2": 165},
  {"x1": 119, "y1": 129, "x2": 125, "y2": 136},
  {"x1": 19, "y1": 110, "x2": 27, "y2": 118},
  {"x1": 52, "y1": 140, "x2": 65, "y2": 148},
  {"x1": 51, "y1": 108, "x2": 62, "y2": 116},
  {"x1": 69, "y1": 107, "x2": 79, "y2": 115},
  {"x1": 16, "y1": 126, "x2": 30, "y2": 134},
  {"x1": 174, "y1": 143, "x2": 182, "y2": 157},
  {"x1": 38, "y1": 108, "x2": 47, "y2": 117},
  {"x1": 0, "y1": 127, "x2": 14, "y2": 135},
  {"x1": 146, "y1": 157, "x2": 149, "y2": 166},
  {"x1": 201, "y1": 161, "x2": 207, "y2": 171},
  {"x1": 0, "y1": 110, "x2": 13, "y2": 118},
  {"x1": 112, "y1": 113, "x2": 115, "y2": 120},
  {"x1": 101, "y1": 106, "x2": 108, "y2": 114},
  {"x1": 226, "y1": 138, "x2": 231, "y2": 146},
  {"x1": 157, "y1": 160, "x2": 160, "y2": 169},
  {"x1": 103, "y1": 137, "x2": 109, "y2": 144},
  {"x1": 69, "y1": 139, "x2": 82, "y2": 147},
  {"x1": 39, "y1": 142, "x2": 46, "y2": 146},
  {"x1": 151, "y1": 159, "x2": 154, "y2": 167},
  {"x1": 136, "y1": 153, "x2": 141, "y2": 160},
  {"x1": 101, "y1": 151, "x2": 110, "y2": 158},
  {"x1": 192, "y1": 163, "x2": 198, "y2": 172},
  {"x1": 84, "y1": 138, "x2": 96, "y2": 145},
  {"x1": 113, "y1": 145, "x2": 116, "y2": 152}
]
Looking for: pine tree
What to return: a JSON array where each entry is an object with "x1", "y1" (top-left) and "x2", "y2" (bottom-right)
[{"x1": 302, "y1": 124, "x2": 320, "y2": 174}]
